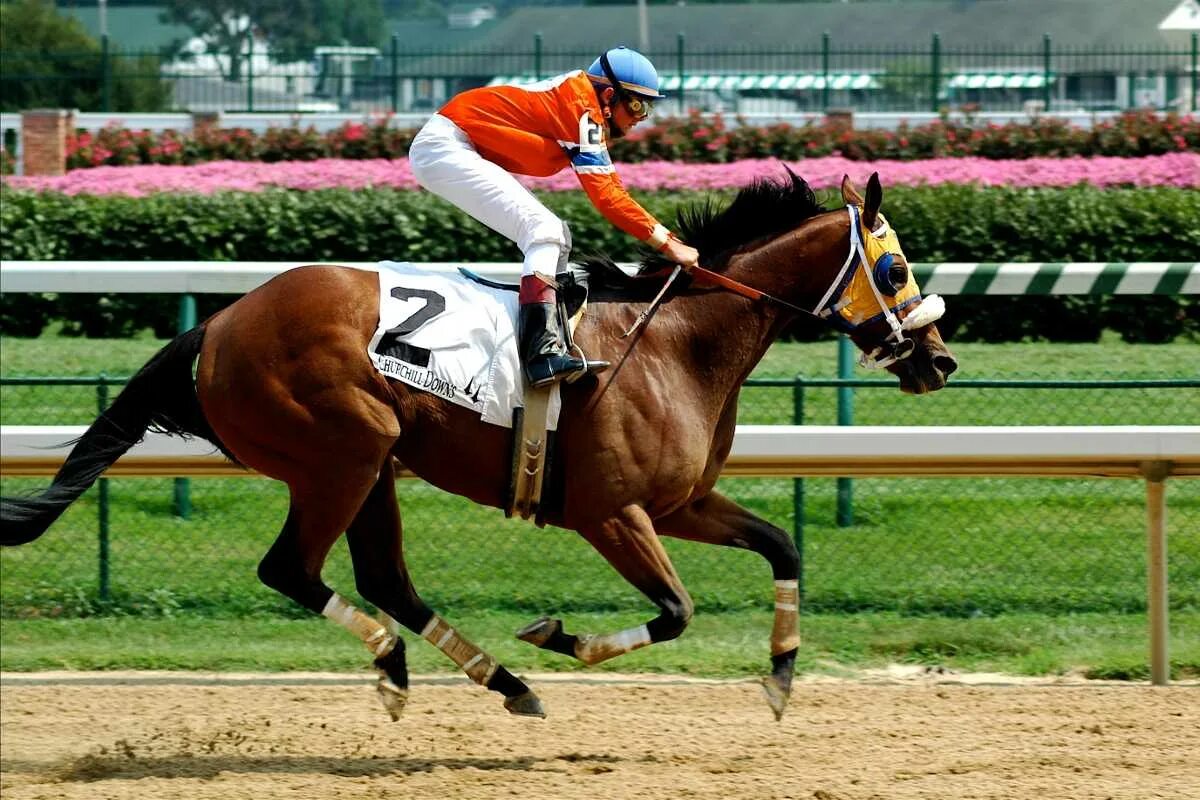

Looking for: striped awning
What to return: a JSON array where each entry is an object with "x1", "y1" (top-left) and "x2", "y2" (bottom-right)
[
  {"x1": 947, "y1": 73, "x2": 1054, "y2": 90},
  {"x1": 486, "y1": 73, "x2": 881, "y2": 91}
]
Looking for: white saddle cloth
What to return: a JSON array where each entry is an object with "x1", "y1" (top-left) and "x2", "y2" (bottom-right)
[{"x1": 367, "y1": 261, "x2": 561, "y2": 430}]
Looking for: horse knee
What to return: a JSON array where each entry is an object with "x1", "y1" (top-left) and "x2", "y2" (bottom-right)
[{"x1": 649, "y1": 594, "x2": 694, "y2": 642}]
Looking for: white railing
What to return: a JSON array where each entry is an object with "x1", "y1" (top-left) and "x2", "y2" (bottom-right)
[
  {"x1": 3, "y1": 261, "x2": 1198, "y2": 296},
  {"x1": 58, "y1": 110, "x2": 1136, "y2": 134},
  {"x1": 3, "y1": 424, "x2": 1197, "y2": 685}
]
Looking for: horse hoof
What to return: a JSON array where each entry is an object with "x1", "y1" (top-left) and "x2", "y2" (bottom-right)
[
  {"x1": 376, "y1": 676, "x2": 409, "y2": 721},
  {"x1": 503, "y1": 690, "x2": 547, "y2": 718},
  {"x1": 515, "y1": 617, "x2": 560, "y2": 648},
  {"x1": 760, "y1": 674, "x2": 790, "y2": 722}
]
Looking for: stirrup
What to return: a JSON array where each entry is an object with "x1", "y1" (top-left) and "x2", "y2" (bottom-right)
[
  {"x1": 564, "y1": 348, "x2": 610, "y2": 384},
  {"x1": 526, "y1": 354, "x2": 585, "y2": 388}
]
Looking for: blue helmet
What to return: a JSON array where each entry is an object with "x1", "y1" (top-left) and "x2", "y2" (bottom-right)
[{"x1": 586, "y1": 46, "x2": 666, "y2": 100}]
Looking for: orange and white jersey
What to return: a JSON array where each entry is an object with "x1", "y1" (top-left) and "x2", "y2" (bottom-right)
[{"x1": 438, "y1": 71, "x2": 669, "y2": 247}]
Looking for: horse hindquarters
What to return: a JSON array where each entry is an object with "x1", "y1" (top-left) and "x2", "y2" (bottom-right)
[{"x1": 0, "y1": 326, "x2": 222, "y2": 546}]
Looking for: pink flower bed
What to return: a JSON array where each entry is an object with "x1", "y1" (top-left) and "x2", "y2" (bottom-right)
[{"x1": 5, "y1": 152, "x2": 1197, "y2": 196}]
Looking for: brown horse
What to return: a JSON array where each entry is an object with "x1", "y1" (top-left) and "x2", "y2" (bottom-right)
[{"x1": 1, "y1": 172, "x2": 956, "y2": 720}]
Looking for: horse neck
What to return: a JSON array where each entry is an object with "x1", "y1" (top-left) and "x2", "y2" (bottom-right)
[
  {"x1": 725, "y1": 209, "x2": 848, "y2": 309},
  {"x1": 664, "y1": 211, "x2": 848, "y2": 390}
]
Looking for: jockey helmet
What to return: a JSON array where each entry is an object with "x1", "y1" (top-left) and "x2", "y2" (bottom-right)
[{"x1": 586, "y1": 46, "x2": 667, "y2": 100}]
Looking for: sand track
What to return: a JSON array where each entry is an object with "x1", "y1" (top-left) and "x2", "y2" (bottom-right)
[{"x1": 1, "y1": 672, "x2": 1196, "y2": 800}]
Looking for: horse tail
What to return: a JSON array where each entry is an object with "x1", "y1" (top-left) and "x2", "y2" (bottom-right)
[{"x1": 1, "y1": 325, "x2": 229, "y2": 546}]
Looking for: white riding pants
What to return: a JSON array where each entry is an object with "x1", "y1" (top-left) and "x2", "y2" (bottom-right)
[{"x1": 408, "y1": 114, "x2": 565, "y2": 278}]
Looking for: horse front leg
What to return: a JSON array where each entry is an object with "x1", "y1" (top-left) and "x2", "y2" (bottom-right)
[
  {"x1": 517, "y1": 503, "x2": 694, "y2": 665},
  {"x1": 653, "y1": 490, "x2": 801, "y2": 720}
]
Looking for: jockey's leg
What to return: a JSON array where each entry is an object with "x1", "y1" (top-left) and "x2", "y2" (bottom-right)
[
  {"x1": 409, "y1": 114, "x2": 607, "y2": 386},
  {"x1": 346, "y1": 458, "x2": 545, "y2": 718},
  {"x1": 516, "y1": 503, "x2": 693, "y2": 665},
  {"x1": 518, "y1": 268, "x2": 590, "y2": 387},
  {"x1": 653, "y1": 490, "x2": 802, "y2": 721}
]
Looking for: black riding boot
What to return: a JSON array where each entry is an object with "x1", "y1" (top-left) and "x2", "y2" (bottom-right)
[{"x1": 518, "y1": 300, "x2": 588, "y2": 388}]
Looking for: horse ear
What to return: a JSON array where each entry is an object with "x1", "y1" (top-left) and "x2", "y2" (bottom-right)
[
  {"x1": 840, "y1": 174, "x2": 863, "y2": 206},
  {"x1": 862, "y1": 172, "x2": 883, "y2": 230}
]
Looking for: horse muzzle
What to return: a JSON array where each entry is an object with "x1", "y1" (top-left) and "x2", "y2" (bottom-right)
[{"x1": 893, "y1": 347, "x2": 958, "y2": 395}]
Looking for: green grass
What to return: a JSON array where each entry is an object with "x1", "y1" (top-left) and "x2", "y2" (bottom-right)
[
  {"x1": 2, "y1": 476, "x2": 1196, "y2": 619},
  {"x1": 3, "y1": 611, "x2": 1197, "y2": 681},
  {"x1": 2, "y1": 334, "x2": 1199, "y2": 677}
]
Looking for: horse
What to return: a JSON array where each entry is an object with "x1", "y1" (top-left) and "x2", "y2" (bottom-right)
[{"x1": 1, "y1": 171, "x2": 957, "y2": 720}]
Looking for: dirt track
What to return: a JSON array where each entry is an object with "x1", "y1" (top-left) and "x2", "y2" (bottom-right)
[{"x1": 1, "y1": 672, "x2": 1197, "y2": 800}]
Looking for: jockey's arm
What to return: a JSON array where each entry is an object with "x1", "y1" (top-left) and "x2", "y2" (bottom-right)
[{"x1": 574, "y1": 169, "x2": 699, "y2": 270}]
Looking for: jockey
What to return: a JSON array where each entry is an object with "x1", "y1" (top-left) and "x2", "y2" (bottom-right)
[{"x1": 408, "y1": 46, "x2": 701, "y2": 388}]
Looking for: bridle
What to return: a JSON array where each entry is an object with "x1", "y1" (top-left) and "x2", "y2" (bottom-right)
[{"x1": 688, "y1": 205, "x2": 945, "y2": 369}]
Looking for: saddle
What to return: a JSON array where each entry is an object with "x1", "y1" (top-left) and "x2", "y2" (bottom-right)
[
  {"x1": 458, "y1": 267, "x2": 591, "y2": 321},
  {"x1": 458, "y1": 267, "x2": 591, "y2": 526}
]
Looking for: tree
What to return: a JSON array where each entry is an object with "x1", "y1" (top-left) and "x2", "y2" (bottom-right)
[
  {"x1": 160, "y1": 0, "x2": 272, "y2": 81},
  {"x1": 0, "y1": 0, "x2": 172, "y2": 113},
  {"x1": 161, "y1": 0, "x2": 386, "y2": 80},
  {"x1": 273, "y1": 0, "x2": 388, "y2": 53}
]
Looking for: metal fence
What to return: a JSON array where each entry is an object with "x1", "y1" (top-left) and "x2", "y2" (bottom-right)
[
  {"x1": 2, "y1": 34, "x2": 1197, "y2": 116},
  {"x1": 2, "y1": 374, "x2": 1197, "y2": 620}
]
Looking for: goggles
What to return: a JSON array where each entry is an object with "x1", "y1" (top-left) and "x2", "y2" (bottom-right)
[{"x1": 625, "y1": 94, "x2": 653, "y2": 119}]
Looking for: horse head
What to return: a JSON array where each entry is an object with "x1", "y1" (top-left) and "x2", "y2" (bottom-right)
[{"x1": 834, "y1": 173, "x2": 958, "y2": 394}]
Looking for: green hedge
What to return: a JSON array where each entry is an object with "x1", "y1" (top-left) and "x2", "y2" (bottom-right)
[{"x1": 2, "y1": 185, "x2": 1198, "y2": 341}]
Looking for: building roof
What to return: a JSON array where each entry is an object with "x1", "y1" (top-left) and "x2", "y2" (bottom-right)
[
  {"x1": 56, "y1": 1, "x2": 1196, "y2": 66},
  {"x1": 472, "y1": 0, "x2": 1188, "y2": 52}
]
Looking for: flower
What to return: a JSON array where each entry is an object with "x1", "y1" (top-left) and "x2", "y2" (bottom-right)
[{"x1": 6, "y1": 153, "x2": 1197, "y2": 196}]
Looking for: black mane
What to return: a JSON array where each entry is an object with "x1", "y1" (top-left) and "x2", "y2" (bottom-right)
[{"x1": 578, "y1": 169, "x2": 828, "y2": 296}]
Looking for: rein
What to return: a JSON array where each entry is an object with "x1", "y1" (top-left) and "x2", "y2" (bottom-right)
[{"x1": 690, "y1": 265, "x2": 811, "y2": 317}]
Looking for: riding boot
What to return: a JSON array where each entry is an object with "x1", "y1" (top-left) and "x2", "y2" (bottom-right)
[{"x1": 518, "y1": 276, "x2": 607, "y2": 388}]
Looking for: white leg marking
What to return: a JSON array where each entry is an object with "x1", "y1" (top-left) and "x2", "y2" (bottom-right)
[
  {"x1": 575, "y1": 624, "x2": 653, "y2": 665},
  {"x1": 322, "y1": 593, "x2": 396, "y2": 656},
  {"x1": 771, "y1": 581, "x2": 801, "y2": 655},
  {"x1": 422, "y1": 614, "x2": 499, "y2": 686}
]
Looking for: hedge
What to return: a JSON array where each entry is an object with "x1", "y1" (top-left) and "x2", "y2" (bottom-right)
[{"x1": 1, "y1": 184, "x2": 1197, "y2": 342}]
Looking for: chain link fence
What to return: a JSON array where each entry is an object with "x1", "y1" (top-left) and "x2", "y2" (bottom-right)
[
  {"x1": 3, "y1": 36, "x2": 1198, "y2": 115},
  {"x1": 3, "y1": 371, "x2": 1197, "y2": 620}
]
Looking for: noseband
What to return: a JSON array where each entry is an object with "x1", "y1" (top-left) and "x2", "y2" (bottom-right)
[{"x1": 689, "y1": 205, "x2": 945, "y2": 369}]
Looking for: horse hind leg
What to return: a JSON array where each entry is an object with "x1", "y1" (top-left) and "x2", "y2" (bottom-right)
[
  {"x1": 517, "y1": 504, "x2": 694, "y2": 666},
  {"x1": 253, "y1": 459, "x2": 402, "y2": 676},
  {"x1": 345, "y1": 459, "x2": 545, "y2": 718}
]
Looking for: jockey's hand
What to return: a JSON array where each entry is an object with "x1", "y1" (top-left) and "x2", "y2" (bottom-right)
[{"x1": 660, "y1": 236, "x2": 699, "y2": 272}]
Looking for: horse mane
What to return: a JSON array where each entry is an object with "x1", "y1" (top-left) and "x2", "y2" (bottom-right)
[{"x1": 578, "y1": 169, "x2": 828, "y2": 296}]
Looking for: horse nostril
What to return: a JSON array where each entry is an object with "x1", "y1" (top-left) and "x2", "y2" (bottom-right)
[{"x1": 933, "y1": 354, "x2": 958, "y2": 378}]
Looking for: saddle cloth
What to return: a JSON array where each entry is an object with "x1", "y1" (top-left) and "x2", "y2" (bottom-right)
[{"x1": 367, "y1": 261, "x2": 562, "y2": 430}]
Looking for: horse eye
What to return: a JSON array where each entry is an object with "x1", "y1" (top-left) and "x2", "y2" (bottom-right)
[{"x1": 872, "y1": 253, "x2": 908, "y2": 295}]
